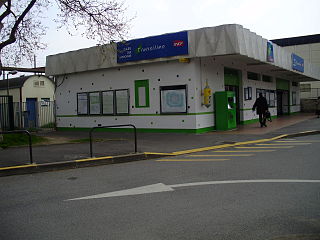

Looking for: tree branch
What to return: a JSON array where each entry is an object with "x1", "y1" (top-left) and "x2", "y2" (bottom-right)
[{"x1": 0, "y1": 0, "x2": 37, "y2": 51}]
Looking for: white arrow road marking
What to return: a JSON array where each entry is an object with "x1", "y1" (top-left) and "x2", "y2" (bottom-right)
[{"x1": 65, "y1": 179, "x2": 320, "y2": 201}]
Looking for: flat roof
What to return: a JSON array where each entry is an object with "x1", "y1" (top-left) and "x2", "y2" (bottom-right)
[{"x1": 272, "y1": 34, "x2": 320, "y2": 47}]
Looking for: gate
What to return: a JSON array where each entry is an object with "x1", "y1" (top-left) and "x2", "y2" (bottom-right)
[{"x1": 0, "y1": 96, "x2": 14, "y2": 130}]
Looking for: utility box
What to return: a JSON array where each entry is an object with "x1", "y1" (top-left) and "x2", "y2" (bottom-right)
[{"x1": 214, "y1": 91, "x2": 237, "y2": 130}]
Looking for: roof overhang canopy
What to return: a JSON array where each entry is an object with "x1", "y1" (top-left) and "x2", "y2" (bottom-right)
[{"x1": 46, "y1": 24, "x2": 320, "y2": 82}]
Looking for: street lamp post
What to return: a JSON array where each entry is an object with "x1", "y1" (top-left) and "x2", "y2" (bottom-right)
[{"x1": 6, "y1": 70, "x2": 18, "y2": 96}]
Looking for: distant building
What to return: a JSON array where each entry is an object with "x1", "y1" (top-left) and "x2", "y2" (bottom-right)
[
  {"x1": 46, "y1": 24, "x2": 320, "y2": 133},
  {"x1": 0, "y1": 75, "x2": 55, "y2": 129},
  {"x1": 272, "y1": 34, "x2": 320, "y2": 99}
]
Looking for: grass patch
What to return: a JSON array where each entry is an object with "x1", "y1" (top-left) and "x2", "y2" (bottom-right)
[
  {"x1": 68, "y1": 138, "x2": 104, "y2": 143},
  {"x1": 68, "y1": 138, "x2": 126, "y2": 143},
  {"x1": 0, "y1": 133, "x2": 48, "y2": 149}
]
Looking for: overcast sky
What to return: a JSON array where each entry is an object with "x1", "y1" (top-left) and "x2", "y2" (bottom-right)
[{"x1": 31, "y1": 0, "x2": 320, "y2": 68}]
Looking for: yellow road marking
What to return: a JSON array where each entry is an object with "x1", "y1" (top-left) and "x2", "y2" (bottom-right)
[
  {"x1": 156, "y1": 159, "x2": 230, "y2": 162},
  {"x1": 0, "y1": 164, "x2": 37, "y2": 171},
  {"x1": 255, "y1": 143, "x2": 311, "y2": 146},
  {"x1": 235, "y1": 146, "x2": 294, "y2": 149},
  {"x1": 188, "y1": 154, "x2": 253, "y2": 157},
  {"x1": 213, "y1": 150, "x2": 276, "y2": 153},
  {"x1": 144, "y1": 152, "x2": 176, "y2": 156},
  {"x1": 275, "y1": 140, "x2": 320, "y2": 143},
  {"x1": 172, "y1": 134, "x2": 288, "y2": 155},
  {"x1": 75, "y1": 156, "x2": 113, "y2": 162}
]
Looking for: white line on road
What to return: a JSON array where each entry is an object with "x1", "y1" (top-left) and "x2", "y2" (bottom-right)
[{"x1": 65, "y1": 179, "x2": 320, "y2": 201}]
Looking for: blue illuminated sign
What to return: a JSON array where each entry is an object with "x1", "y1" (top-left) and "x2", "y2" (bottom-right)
[
  {"x1": 117, "y1": 31, "x2": 189, "y2": 63},
  {"x1": 266, "y1": 41, "x2": 274, "y2": 62},
  {"x1": 292, "y1": 53, "x2": 304, "y2": 73}
]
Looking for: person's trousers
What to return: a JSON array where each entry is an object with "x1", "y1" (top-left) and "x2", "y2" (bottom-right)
[{"x1": 258, "y1": 112, "x2": 267, "y2": 127}]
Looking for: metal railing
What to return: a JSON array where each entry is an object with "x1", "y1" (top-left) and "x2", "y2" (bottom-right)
[
  {"x1": 0, "y1": 100, "x2": 56, "y2": 130},
  {"x1": 0, "y1": 130, "x2": 33, "y2": 164},
  {"x1": 89, "y1": 124, "x2": 137, "y2": 158}
]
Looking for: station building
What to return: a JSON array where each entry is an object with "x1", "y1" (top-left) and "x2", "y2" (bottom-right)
[{"x1": 46, "y1": 24, "x2": 320, "y2": 133}]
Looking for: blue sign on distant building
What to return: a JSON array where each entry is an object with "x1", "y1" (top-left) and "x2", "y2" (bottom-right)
[
  {"x1": 291, "y1": 53, "x2": 304, "y2": 73},
  {"x1": 117, "y1": 31, "x2": 189, "y2": 63},
  {"x1": 266, "y1": 41, "x2": 274, "y2": 62}
]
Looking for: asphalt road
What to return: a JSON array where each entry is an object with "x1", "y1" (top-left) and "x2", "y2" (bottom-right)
[{"x1": 1, "y1": 135, "x2": 320, "y2": 240}]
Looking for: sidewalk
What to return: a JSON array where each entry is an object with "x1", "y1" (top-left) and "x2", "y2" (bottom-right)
[{"x1": 0, "y1": 113, "x2": 319, "y2": 169}]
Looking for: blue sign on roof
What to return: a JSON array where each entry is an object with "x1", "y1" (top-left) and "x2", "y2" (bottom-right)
[
  {"x1": 117, "y1": 31, "x2": 189, "y2": 63},
  {"x1": 266, "y1": 41, "x2": 274, "y2": 62},
  {"x1": 292, "y1": 53, "x2": 304, "y2": 73}
]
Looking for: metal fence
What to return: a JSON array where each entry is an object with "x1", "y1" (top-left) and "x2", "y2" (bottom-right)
[
  {"x1": 300, "y1": 88, "x2": 320, "y2": 99},
  {"x1": 0, "y1": 100, "x2": 56, "y2": 130}
]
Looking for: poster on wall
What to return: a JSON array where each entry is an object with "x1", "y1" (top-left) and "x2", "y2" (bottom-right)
[
  {"x1": 102, "y1": 91, "x2": 114, "y2": 114},
  {"x1": 77, "y1": 93, "x2": 88, "y2": 115},
  {"x1": 116, "y1": 90, "x2": 129, "y2": 114},
  {"x1": 160, "y1": 85, "x2": 187, "y2": 114},
  {"x1": 89, "y1": 92, "x2": 101, "y2": 114}
]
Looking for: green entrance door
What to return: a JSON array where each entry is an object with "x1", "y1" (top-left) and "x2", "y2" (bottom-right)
[{"x1": 224, "y1": 68, "x2": 241, "y2": 124}]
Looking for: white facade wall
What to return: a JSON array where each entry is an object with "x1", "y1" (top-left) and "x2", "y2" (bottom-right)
[{"x1": 56, "y1": 60, "x2": 205, "y2": 130}]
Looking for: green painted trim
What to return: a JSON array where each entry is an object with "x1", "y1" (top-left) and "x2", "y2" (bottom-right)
[
  {"x1": 57, "y1": 126, "x2": 216, "y2": 134},
  {"x1": 134, "y1": 79, "x2": 150, "y2": 108},
  {"x1": 224, "y1": 68, "x2": 240, "y2": 86},
  {"x1": 276, "y1": 78, "x2": 289, "y2": 91},
  {"x1": 57, "y1": 112, "x2": 215, "y2": 118}
]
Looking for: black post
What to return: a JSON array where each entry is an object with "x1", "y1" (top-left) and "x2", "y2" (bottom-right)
[
  {"x1": 89, "y1": 129, "x2": 93, "y2": 158},
  {"x1": 89, "y1": 124, "x2": 137, "y2": 158},
  {"x1": 25, "y1": 130, "x2": 33, "y2": 164},
  {"x1": 0, "y1": 130, "x2": 33, "y2": 164}
]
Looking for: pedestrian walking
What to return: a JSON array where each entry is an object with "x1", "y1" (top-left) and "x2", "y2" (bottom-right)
[
  {"x1": 252, "y1": 93, "x2": 269, "y2": 127},
  {"x1": 316, "y1": 96, "x2": 320, "y2": 118}
]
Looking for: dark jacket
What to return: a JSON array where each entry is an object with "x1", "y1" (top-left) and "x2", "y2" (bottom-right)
[{"x1": 252, "y1": 96, "x2": 268, "y2": 114}]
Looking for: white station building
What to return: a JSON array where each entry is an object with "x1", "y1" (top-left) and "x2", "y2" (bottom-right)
[{"x1": 46, "y1": 24, "x2": 320, "y2": 133}]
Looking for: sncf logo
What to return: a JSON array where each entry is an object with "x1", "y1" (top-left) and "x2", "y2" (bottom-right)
[{"x1": 173, "y1": 40, "x2": 184, "y2": 47}]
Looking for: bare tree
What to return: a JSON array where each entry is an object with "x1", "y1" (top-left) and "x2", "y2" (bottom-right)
[{"x1": 0, "y1": 0, "x2": 131, "y2": 67}]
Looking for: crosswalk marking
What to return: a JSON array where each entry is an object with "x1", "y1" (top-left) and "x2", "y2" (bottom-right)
[
  {"x1": 213, "y1": 150, "x2": 276, "y2": 153},
  {"x1": 188, "y1": 154, "x2": 253, "y2": 157},
  {"x1": 255, "y1": 143, "x2": 311, "y2": 146},
  {"x1": 235, "y1": 146, "x2": 294, "y2": 149},
  {"x1": 156, "y1": 159, "x2": 230, "y2": 162},
  {"x1": 275, "y1": 140, "x2": 320, "y2": 143}
]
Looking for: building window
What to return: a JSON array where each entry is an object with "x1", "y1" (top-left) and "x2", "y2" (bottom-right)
[
  {"x1": 34, "y1": 81, "x2": 40, "y2": 87},
  {"x1": 292, "y1": 91, "x2": 297, "y2": 105},
  {"x1": 244, "y1": 87, "x2": 252, "y2": 100},
  {"x1": 135, "y1": 79, "x2": 150, "y2": 108},
  {"x1": 247, "y1": 72, "x2": 260, "y2": 81},
  {"x1": 102, "y1": 91, "x2": 114, "y2": 115},
  {"x1": 77, "y1": 93, "x2": 88, "y2": 115},
  {"x1": 77, "y1": 89, "x2": 129, "y2": 116},
  {"x1": 89, "y1": 92, "x2": 101, "y2": 115},
  {"x1": 262, "y1": 75, "x2": 272, "y2": 82},
  {"x1": 300, "y1": 84, "x2": 311, "y2": 92},
  {"x1": 40, "y1": 81, "x2": 45, "y2": 87},
  {"x1": 257, "y1": 88, "x2": 275, "y2": 107},
  {"x1": 160, "y1": 85, "x2": 187, "y2": 114},
  {"x1": 115, "y1": 89, "x2": 129, "y2": 115}
]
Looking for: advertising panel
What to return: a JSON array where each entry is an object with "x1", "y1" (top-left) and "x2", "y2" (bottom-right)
[{"x1": 117, "y1": 31, "x2": 188, "y2": 63}]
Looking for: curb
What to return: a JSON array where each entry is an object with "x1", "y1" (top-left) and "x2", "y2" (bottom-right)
[
  {"x1": 0, "y1": 153, "x2": 173, "y2": 177},
  {"x1": 1, "y1": 130, "x2": 319, "y2": 177}
]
